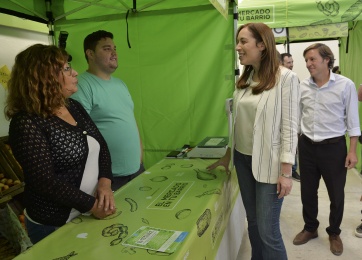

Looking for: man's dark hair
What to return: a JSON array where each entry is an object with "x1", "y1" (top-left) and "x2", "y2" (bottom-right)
[
  {"x1": 332, "y1": 66, "x2": 340, "y2": 74},
  {"x1": 280, "y1": 53, "x2": 292, "y2": 61},
  {"x1": 84, "y1": 30, "x2": 113, "y2": 62}
]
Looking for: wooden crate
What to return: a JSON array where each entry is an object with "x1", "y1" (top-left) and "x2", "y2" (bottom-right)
[
  {"x1": 0, "y1": 163, "x2": 24, "y2": 199},
  {"x1": 0, "y1": 136, "x2": 24, "y2": 198},
  {"x1": 0, "y1": 136, "x2": 24, "y2": 182}
]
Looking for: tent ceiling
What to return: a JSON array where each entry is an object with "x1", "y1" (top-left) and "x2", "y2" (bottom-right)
[{"x1": 0, "y1": 0, "x2": 212, "y2": 24}]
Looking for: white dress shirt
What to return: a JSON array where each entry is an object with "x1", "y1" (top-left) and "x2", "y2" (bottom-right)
[{"x1": 300, "y1": 72, "x2": 360, "y2": 141}]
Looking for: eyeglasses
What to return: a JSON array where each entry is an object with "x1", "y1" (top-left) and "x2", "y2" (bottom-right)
[{"x1": 62, "y1": 63, "x2": 73, "y2": 76}]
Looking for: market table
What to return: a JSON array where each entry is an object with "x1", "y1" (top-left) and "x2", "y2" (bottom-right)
[{"x1": 14, "y1": 158, "x2": 243, "y2": 259}]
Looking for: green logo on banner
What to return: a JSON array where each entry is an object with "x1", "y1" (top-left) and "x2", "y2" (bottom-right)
[{"x1": 238, "y1": 5, "x2": 274, "y2": 24}]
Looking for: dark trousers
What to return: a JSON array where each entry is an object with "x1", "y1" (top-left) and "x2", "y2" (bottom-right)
[
  {"x1": 111, "y1": 164, "x2": 145, "y2": 191},
  {"x1": 298, "y1": 135, "x2": 347, "y2": 235}
]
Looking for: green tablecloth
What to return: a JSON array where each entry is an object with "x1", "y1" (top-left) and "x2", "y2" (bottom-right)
[{"x1": 15, "y1": 158, "x2": 240, "y2": 259}]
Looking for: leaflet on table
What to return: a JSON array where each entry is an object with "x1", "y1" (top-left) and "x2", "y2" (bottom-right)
[
  {"x1": 122, "y1": 226, "x2": 188, "y2": 253},
  {"x1": 197, "y1": 137, "x2": 228, "y2": 147}
]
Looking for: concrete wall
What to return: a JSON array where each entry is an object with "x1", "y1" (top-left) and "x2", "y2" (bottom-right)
[
  {"x1": 0, "y1": 14, "x2": 48, "y2": 137},
  {"x1": 276, "y1": 40, "x2": 340, "y2": 80}
]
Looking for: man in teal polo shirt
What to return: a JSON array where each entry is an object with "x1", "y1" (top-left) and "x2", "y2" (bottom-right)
[{"x1": 72, "y1": 30, "x2": 143, "y2": 191}]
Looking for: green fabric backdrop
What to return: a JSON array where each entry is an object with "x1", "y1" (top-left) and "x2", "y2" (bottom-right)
[
  {"x1": 55, "y1": 5, "x2": 235, "y2": 169},
  {"x1": 340, "y1": 21, "x2": 362, "y2": 172},
  {"x1": 3, "y1": 0, "x2": 361, "y2": 171}
]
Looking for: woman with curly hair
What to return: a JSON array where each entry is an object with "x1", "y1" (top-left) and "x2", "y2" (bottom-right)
[{"x1": 4, "y1": 44, "x2": 116, "y2": 244}]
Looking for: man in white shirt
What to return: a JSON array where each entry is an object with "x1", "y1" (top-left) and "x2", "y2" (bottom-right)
[
  {"x1": 293, "y1": 43, "x2": 360, "y2": 256},
  {"x1": 281, "y1": 52, "x2": 294, "y2": 70},
  {"x1": 281, "y1": 53, "x2": 300, "y2": 181}
]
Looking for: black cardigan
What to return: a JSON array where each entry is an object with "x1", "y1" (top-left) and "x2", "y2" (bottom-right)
[{"x1": 9, "y1": 98, "x2": 113, "y2": 226}]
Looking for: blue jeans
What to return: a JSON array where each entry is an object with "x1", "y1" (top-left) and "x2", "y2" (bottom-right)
[
  {"x1": 234, "y1": 150, "x2": 287, "y2": 260},
  {"x1": 25, "y1": 216, "x2": 59, "y2": 245}
]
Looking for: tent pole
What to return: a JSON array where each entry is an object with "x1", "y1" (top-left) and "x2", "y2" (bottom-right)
[
  {"x1": 45, "y1": 0, "x2": 55, "y2": 45},
  {"x1": 132, "y1": 0, "x2": 137, "y2": 12},
  {"x1": 233, "y1": 1, "x2": 239, "y2": 83},
  {"x1": 286, "y1": 27, "x2": 290, "y2": 53}
]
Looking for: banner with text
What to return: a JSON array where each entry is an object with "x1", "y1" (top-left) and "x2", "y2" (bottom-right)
[{"x1": 238, "y1": 0, "x2": 362, "y2": 29}]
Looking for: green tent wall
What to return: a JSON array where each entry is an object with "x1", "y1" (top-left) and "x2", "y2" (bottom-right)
[
  {"x1": 340, "y1": 21, "x2": 362, "y2": 171},
  {"x1": 55, "y1": 4, "x2": 236, "y2": 168},
  {"x1": 0, "y1": 1, "x2": 236, "y2": 168},
  {"x1": 2, "y1": 0, "x2": 362, "y2": 170}
]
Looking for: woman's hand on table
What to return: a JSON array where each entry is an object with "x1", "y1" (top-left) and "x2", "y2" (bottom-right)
[
  {"x1": 206, "y1": 148, "x2": 231, "y2": 173},
  {"x1": 95, "y1": 177, "x2": 115, "y2": 212},
  {"x1": 90, "y1": 199, "x2": 116, "y2": 219}
]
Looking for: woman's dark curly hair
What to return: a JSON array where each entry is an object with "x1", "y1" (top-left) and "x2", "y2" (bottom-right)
[{"x1": 5, "y1": 44, "x2": 70, "y2": 119}]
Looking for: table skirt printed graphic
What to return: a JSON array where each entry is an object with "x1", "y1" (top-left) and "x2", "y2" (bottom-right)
[{"x1": 14, "y1": 158, "x2": 240, "y2": 260}]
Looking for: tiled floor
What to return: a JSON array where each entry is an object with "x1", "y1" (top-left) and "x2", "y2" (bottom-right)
[{"x1": 237, "y1": 168, "x2": 362, "y2": 259}]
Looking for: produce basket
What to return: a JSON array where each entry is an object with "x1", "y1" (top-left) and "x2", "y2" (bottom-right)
[{"x1": 0, "y1": 136, "x2": 24, "y2": 199}]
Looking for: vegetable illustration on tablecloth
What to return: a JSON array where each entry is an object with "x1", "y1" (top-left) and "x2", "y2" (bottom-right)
[
  {"x1": 52, "y1": 251, "x2": 77, "y2": 260},
  {"x1": 161, "y1": 163, "x2": 175, "y2": 170},
  {"x1": 70, "y1": 217, "x2": 82, "y2": 224},
  {"x1": 139, "y1": 186, "x2": 152, "y2": 191},
  {"x1": 212, "y1": 212, "x2": 224, "y2": 245},
  {"x1": 102, "y1": 211, "x2": 122, "y2": 220},
  {"x1": 175, "y1": 209, "x2": 192, "y2": 220},
  {"x1": 180, "y1": 163, "x2": 193, "y2": 168},
  {"x1": 194, "y1": 168, "x2": 217, "y2": 181},
  {"x1": 196, "y1": 209, "x2": 211, "y2": 237},
  {"x1": 102, "y1": 223, "x2": 129, "y2": 246},
  {"x1": 125, "y1": 198, "x2": 138, "y2": 212},
  {"x1": 149, "y1": 176, "x2": 168, "y2": 182},
  {"x1": 196, "y1": 188, "x2": 222, "y2": 198},
  {"x1": 142, "y1": 218, "x2": 150, "y2": 225}
]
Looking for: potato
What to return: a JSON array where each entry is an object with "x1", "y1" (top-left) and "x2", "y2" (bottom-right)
[
  {"x1": 0, "y1": 173, "x2": 4, "y2": 179},
  {"x1": 13, "y1": 180, "x2": 21, "y2": 185},
  {"x1": 0, "y1": 178, "x2": 7, "y2": 184},
  {"x1": 2, "y1": 185, "x2": 9, "y2": 190},
  {"x1": 6, "y1": 179, "x2": 13, "y2": 186},
  {"x1": 18, "y1": 214, "x2": 25, "y2": 223}
]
